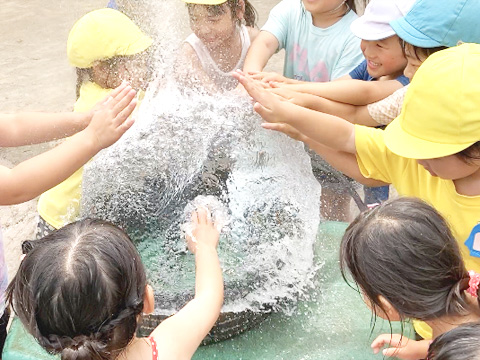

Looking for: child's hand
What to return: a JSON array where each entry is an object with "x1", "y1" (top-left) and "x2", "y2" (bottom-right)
[
  {"x1": 371, "y1": 334, "x2": 430, "y2": 360},
  {"x1": 248, "y1": 71, "x2": 292, "y2": 85},
  {"x1": 233, "y1": 70, "x2": 292, "y2": 125},
  {"x1": 187, "y1": 208, "x2": 220, "y2": 254},
  {"x1": 261, "y1": 123, "x2": 306, "y2": 143},
  {"x1": 84, "y1": 84, "x2": 137, "y2": 151}
]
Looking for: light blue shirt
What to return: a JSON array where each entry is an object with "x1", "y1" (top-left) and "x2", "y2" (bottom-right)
[{"x1": 262, "y1": 0, "x2": 363, "y2": 81}]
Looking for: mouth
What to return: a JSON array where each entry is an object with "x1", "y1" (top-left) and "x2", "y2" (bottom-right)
[{"x1": 367, "y1": 60, "x2": 381, "y2": 68}]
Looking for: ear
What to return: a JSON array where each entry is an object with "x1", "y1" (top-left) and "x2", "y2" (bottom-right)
[
  {"x1": 142, "y1": 284, "x2": 155, "y2": 315},
  {"x1": 235, "y1": 0, "x2": 245, "y2": 21},
  {"x1": 377, "y1": 295, "x2": 401, "y2": 321}
]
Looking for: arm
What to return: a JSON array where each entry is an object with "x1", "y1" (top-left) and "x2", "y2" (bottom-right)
[
  {"x1": 371, "y1": 334, "x2": 430, "y2": 360},
  {"x1": 262, "y1": 122, "x2": 386, "y2": 187},
  {"x1": 275, "y1": 78, "x2": 403, "y2": 105},
  {"x1": 152, "y1": 209, "x2": 223, "y2": 359},
  {"x1": 0, "y1": 84, "x2": 129, "y2": 147},
  {"x1": 242, "y1": 31, "x2": 279, "y2": 74},
  {"x1": 270, "y1": 87, "x2": 379, "y2": 126},
  {"x1": 234, "y1": 71, "x2": 356, "y2": 153},
  {"x1": 0, "y1": 85, "x2": 137, "y2": 205}
]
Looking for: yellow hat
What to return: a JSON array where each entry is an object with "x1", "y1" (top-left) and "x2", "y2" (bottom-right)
[
  {"x1": 67, "y1": 8, "x2": 153, "y2": 68},
  {"x1": 182, "y1": 0, "x2": 227, "y2": 5},
  {"x1": 384, "y1": 43, "x2": 480, "y2": 160}
]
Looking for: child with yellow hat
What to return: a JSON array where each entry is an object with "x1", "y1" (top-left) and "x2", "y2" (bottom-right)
[
  {"x1": 177, "y1": 0, "x2": 258, "y2": 91},
  {"x1": 235, "y1": 42, "x2": 480, "y2": 354},
  {"x1": 36, "y1": 8, "x2": 152, "y2": 236}
]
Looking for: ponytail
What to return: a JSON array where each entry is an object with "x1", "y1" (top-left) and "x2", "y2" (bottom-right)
[{"x1": 243, "y1": 0, "x2": 257, "y2": 28}]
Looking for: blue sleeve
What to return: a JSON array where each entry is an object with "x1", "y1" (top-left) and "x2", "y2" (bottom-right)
[
  {"x1": 395, "y1": 74, "x2": 410, "y2": 86},
  {"x1": 349, "y1": 60, "x2": 370, "y2": 80},
  {"x1": 261, "y1": 0, "x2": 294, "y2": 50}
]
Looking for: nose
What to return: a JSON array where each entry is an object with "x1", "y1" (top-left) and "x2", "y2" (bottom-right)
[{"x1": 360, "y1": 40, "x2": 372, "y2": 57}]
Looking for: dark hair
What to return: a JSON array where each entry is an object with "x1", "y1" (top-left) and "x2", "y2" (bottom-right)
[
  {"x1": 457, "y1": 141, "x2": 480, "y2": 164},
  {"x1": 6, "y1": 219, "x2": 147, "y2": 360},
  {"x1": 340, "y1": 197, "x2": 477, "y2": 324},
  {"x1": 401, "y1": 41, "x2": 447, "y2": 61},
  {"x1": 187, "y1": 0, "x2": 258, "y2": 28},
  {"x1": 427, "y1": 322, "x2": 480, "y2": 360}
]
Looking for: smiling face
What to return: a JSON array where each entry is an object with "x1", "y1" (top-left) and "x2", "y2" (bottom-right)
[
  {"x1": 360, "y1": 35, "x2": 407, "y2": 79},
  {"x1": 188, "y1": 3, "x2": 240, "y2": 52}
]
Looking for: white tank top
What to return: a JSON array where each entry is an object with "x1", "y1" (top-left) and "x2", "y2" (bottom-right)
[{"x1": 185, "y1": 25, "x2": 251, "y2": 90}]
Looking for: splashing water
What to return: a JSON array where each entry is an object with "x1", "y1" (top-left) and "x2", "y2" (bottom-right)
[{"x1": 80, "y1": 81, "x2": 321, "y2": 315}]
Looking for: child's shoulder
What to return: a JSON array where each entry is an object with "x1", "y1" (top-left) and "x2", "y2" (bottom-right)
[{"x1": 247, "y1": 26, "x2": 260, "y2": 43}]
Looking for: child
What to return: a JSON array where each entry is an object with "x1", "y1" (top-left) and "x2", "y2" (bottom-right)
[
  {"x1": 235, "y1": 43, "x2": 480, "y2": 307},
  {"x1": 341, "y1": 197, "x2": 480, "y2": 360},
  {"x1": 177, "y1": 0, "x2": 258, "y2": 92},
  {"x1": 269, "y1": 0, "x2": 480, "y2": 127},
  {"x1": 7, "y1": 209, "x2": 223, "y2": 359},
  {"x1": 36, "y1": 8, "x2": 152, "y2": 237},
  {"x1": 426, "y1": 322, "x2": 480, "y2": 360},
  {"x1": 243, "y1": 0, "x2": 363, "y2": 82},
  {"x1": 0, "y1": 83, "x2": 137, "y2": 356}
]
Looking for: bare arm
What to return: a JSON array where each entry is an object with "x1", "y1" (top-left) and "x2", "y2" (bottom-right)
[
  {"x1": 0, "y1": 85, "x2": 137, "y2": 205},
  {"x1": 242, "y1": 31, "x2": 279, "y2": 74},
  {"x1": 152, "y1": 209, "x2": 223, "y2": 360},
  {"x1": 234, "y1": 71, "x2": 356, "y2": 153},
  {"x1": 0, "y1": 84, "x2": 129, "y2": 147},
  {"x1": 270, "y1": 87, "x2": 380, "y2": 126},
  {"x1": 0, "y1": 112, "x2": 89, "y2": 146},
  {"x1": 275, "y1": 79, "x2": 403, "y2": 105}
]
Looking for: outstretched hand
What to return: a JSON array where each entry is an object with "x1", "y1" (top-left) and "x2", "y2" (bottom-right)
[
  {"x1": 187, "y1": 208, "x2": 220, "y2": 253},
  {"x1": 84, "y1": 84, "x2": 137, "y2": 151},
  {"x1": 371, "y1": 334, "x2": 430, "y2": 360},
  {"x1": 233, "y1": 70, "x2": 292, "y2": 125}
]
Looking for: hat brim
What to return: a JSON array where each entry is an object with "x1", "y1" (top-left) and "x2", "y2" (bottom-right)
[
  {"x1": 384, "y1": 114, "x2": 475, "y2": 160},
  {"x1": 390, "y1": 18, "x2": 443, "y2": 48},
  {"x1": 350, "y1": 18, "x2": 396, "y2": 40}
]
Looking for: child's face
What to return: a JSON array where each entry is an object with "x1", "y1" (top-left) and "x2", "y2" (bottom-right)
[
  {"x1": 360, "y1": 36, "x2": 407, "y2": 79},
  {"x1": 417, "y1": 155, "x2": 480, "y2": 180},
  {"x1": 301, "y1": 0, "x2": 347, "y2": 16},
  {"x1": 188, "y1": 4, "x2": 239, "y2": 52},
  {"x1": 403, "y1": 44, "x2": 428, "y2": 81}
]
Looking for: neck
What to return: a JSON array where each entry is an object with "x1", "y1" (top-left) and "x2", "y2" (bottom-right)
[
  {"x1": 453, "y1": 166, "x2": 480, "y2": 196},
  {"x1": 311, "y1": 2, "x2": 347, "y2": 28},
  {"x1": 426, "y1": 295, "x2": 480, "y2": 338}
]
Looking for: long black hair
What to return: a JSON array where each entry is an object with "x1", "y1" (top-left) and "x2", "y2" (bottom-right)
[
  {"x1": 340, "y1": 197, "x2": 477, "y2": 325},
  {"x1": 7, "y1": 219, "x2": 147, "y2": 360}
]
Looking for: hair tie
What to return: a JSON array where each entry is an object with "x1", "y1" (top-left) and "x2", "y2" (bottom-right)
[{"x1": 467, "y1": 270, "x2": 480, "y2": 297}]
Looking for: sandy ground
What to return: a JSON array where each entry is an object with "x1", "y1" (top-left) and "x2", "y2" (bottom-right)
[{"x1": 0, "y1": 0, "x2": 286, "y2": 286}]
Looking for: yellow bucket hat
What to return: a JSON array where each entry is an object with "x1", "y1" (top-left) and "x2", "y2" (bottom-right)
[
  {"x1": 384, "y1": 43, "x2": 480, "y2": 160},
  {"x1": 67, "y1": 8, "x2": 153, "y2": 68},
  {"x1": 182, "y1": 0, "x2": 228, "y2": 4}
]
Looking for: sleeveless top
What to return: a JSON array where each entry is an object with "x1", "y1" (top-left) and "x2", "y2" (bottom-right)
[{"x1": 184, "y1": 25, "x2": 251, "y2": 90}]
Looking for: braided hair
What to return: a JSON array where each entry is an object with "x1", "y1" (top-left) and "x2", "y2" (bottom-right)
[{"x1": 7, "y1": 219, "x2": 147, "y2": 360}]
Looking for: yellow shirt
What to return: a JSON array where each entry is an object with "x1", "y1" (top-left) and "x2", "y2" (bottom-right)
[
  {"x1": 37, "y1": 82, "x2": 112, "y2": 229},
  {"x1": 355, "y1": 125, "x2": 480, "y2": 338}
]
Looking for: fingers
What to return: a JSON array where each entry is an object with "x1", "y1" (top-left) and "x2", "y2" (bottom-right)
[
  {"x1": 113, "y1": 97, "x2": 137, "y2": 128},
  {"x1": 109, "y1": 82, "x2": 128, "y2": 99},
  {"x1": 112, "y1": 88, "x2": 137, "y2": 116},
  {"x1": 382, "y1": 347, "x2": 402, "y2": 358}
]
